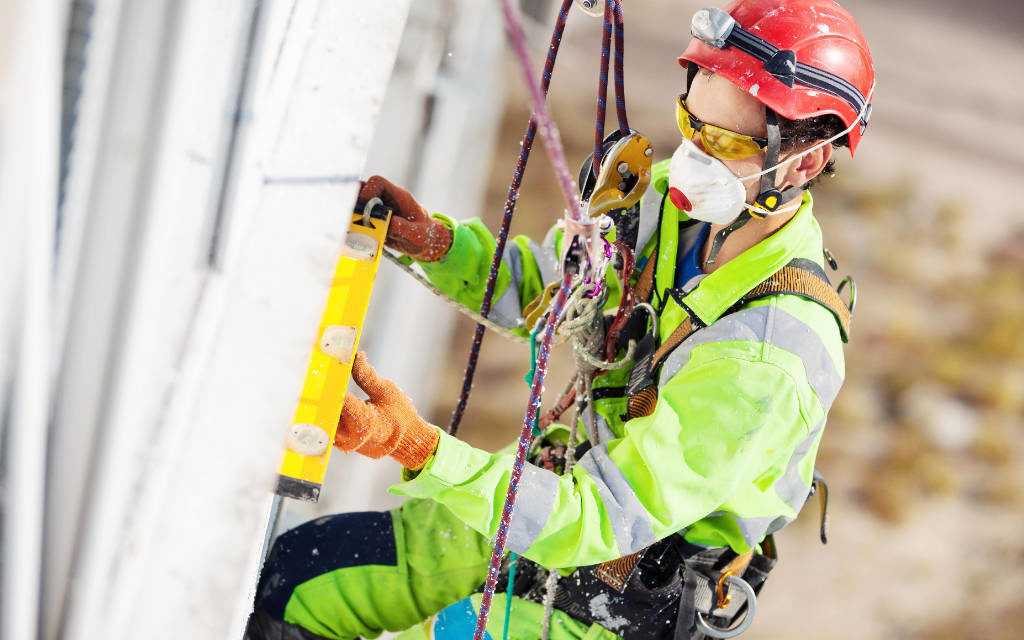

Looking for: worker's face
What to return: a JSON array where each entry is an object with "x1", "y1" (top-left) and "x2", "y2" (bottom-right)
[{"x1": 684, "y1": 68, "x2": 831, "y2": 204}]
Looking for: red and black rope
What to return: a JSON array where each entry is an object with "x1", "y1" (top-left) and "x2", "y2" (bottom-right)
[
  {"x1": 594, "y1": 0, "x2": 629, "y2": 174},
  {"x1": 611, "y1": 0, "x2": 629, "y2": 134}
]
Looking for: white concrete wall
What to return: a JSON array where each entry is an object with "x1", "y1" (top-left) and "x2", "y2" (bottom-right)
[
  {"x1": 2, "y1": 0, "x2": 506, "y2": 637},
  {"x1": 0, "y1": 1, "x2": 64, "y2": 639},
  {"x1": 28, "y1": 1, "x2": 411, "y2": 639}
]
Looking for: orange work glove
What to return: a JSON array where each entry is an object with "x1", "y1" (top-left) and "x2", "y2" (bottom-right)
[
  {"x1": 334, "y1": 352, "x2": 440, "y2": 470},
  {"x1": 358, "y1": 175, "x2": 452, "y2": 262}
]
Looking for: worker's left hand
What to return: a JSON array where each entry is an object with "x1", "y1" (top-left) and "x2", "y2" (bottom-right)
[
  {"x1": 358, "y1": 176, "x2": 451, "y2": 262},
  {"x1": 335, "y1": 352, "x2": 440, "y2": 470}
]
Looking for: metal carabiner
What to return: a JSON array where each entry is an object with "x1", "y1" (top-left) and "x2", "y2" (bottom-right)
[
  {"x1": 837, "y1": 275, "x2": 857, "y2": 314},
  {"x1": 359, "y1": 196, "x2": 387, "y2": 226},
  {"x1": 574, "y1": 0, "x2": 604, "y2": 17},
  {"x1": 822, "y1": 247, "x2": 838, "y2": 271},
  {"x1": 695, "y1": 574, "x2": 758, "y2": 639},
  {"x1": 631, "y1": 301, "x2": 659, "y2": 342}
]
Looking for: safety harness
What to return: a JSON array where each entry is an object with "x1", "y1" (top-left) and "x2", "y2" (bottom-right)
[
  {"x1": 625, "y1": 251, "x2": 851, "y2": 423},
  {"x1": 500, "y1": 205, "x2": 850, "y2": 638},
  {"x1": 495, "y1": 533, "x2": 776, "y2": 640}
]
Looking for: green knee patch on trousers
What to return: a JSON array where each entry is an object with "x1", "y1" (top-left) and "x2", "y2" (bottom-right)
[{"x1": 283, "y1": 499, "x2": 493, "y2": 639}]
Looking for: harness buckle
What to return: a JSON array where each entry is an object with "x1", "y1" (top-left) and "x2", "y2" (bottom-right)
[
  {"x1": 715, "y1": 570, "x2": 735, "y2": 609},
  {"x1": 695, "y1": 574, "x2": 758, "y2": 639},
  {"x1": 837, "y1": 275, "x2": 857, "y2": 314}
]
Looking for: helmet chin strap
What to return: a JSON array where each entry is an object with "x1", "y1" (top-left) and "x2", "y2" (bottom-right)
[
  {"x1": 704, "y1": 209, "x2": 753, "y2": 267},
  {"x1": 753, "y1": 108, "x2": 805, "y2": 214},
  {"x1": 704, "y1": 106, "x2": 802, "y2": 267}
]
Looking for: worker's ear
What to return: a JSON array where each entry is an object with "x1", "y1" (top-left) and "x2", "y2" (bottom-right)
[{"x1": 779, "y1": 142, "x2": 833, "y2": 189}]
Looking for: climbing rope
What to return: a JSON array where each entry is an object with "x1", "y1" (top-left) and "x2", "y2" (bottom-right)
[
  {"x1": 558, "y1": 294, "x2": 636, "y2": 373},
  {"x1": 474, "y1": 276, "x2": 574, "y2": 640},
  {"x1": 448, "y1": 0, "x2": 574, "y2": 436},
  {"x1": 537, "y1": 349, "x2": 591, "y2": 640},
  {"x1": 534, "y1": 250, "x2": 642, "y2": 638},
  {"x1": 611, "y1": 0, "x2": 628, "y2": 134},
  {"x1": 473, "y1": 1, "x2": 636, "y2": 636},
  {"x1": 593, "y1": 0, "x2": 629, "y2": 174}
]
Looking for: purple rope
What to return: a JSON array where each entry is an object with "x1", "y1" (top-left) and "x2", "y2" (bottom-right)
[
  {"x1": 473, "y1": 276, "x2": 572, "y2": 640},
  {"x1": 500, "y1": 0, "x2": 585, "y2": 223},
  {"x1": 448, "y1": 0, "x2": 573, "y2": 437},
  {"x1": 612, "y1": 0, "x2": 629, "y2": 134},
  {"x1": 593, "y1": 1, "x2": 612, "y2": 175}
]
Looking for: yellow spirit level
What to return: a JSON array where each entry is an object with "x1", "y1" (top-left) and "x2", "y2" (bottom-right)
[{"x1": 275, "y1": 199, "x2": 392, "y2": 501}]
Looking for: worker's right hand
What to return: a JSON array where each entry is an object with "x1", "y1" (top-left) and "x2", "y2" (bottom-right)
[
  {"x1": 334, "y1": 352, "x2": 440, "y2": 470},
  {"x1": 358, "y1": 176, "x2": 452, "y2": 262}
]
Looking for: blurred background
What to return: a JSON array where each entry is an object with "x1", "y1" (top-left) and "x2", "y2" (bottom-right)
[{"x1": 1, "y1": 0, "x2": 1021, "y2": 638}]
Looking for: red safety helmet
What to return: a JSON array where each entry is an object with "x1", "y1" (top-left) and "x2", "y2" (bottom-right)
[{"x1": 678, "y1": 0, "x2": 874, "y2": 155}]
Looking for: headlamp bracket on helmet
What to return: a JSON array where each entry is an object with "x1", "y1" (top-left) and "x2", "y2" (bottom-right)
[{"x1": 690, "y1": 7, "x2": 735, "y2": 50}]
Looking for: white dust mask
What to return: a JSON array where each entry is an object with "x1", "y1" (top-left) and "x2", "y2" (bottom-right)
[{"x1": 666, "y1": 137, "x2": 748, "y2": 225}]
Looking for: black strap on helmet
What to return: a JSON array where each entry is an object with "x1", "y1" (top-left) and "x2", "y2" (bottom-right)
[
  {"x1": 691, "y1": 7, "x2": 871, "y2": 128},
  {"x1": 755, "y1": 107, "x2": 804, "y2": 214}
]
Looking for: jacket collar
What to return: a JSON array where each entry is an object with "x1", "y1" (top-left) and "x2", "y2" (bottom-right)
[{"x1": 678, "y1": 191, "x2": 821, "y2": 326}]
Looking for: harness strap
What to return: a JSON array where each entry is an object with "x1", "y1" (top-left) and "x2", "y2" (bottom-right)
[
  {"x1": 722, "y1": 549, "x2": 755, "y2": 582},
  {"x1": 626, "y1": 258, "x2": 851, "y2": 420},
  {"x1": 633, "y1": 246, "x2": 658, "y2": 303},
  {"x1": 651, "y1": 314, "x2": 698, "y2": 365},
  {"x1": 742, "y1": 257, "x2": 851, "y2": 342}
]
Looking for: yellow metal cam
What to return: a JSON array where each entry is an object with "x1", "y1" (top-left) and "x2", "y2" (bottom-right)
[{"x1": 587, "y1": 132, "x2": 653, "y2": 218}]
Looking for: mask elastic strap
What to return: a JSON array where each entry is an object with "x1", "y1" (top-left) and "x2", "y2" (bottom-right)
[
  {"x1": 703, "y1": 109, "x2": 795, "y2": 268},
  {"x1": 758, "y1": 108, "x2": 781, "y2": 197}
]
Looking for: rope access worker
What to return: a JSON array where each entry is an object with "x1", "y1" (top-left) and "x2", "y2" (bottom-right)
[{"x1": 247, "y1": 1, "x2": 874, "y2": 638}]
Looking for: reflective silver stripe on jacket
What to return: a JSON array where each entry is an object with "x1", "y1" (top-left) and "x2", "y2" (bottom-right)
[
  {"x1": 488, "y1": 243, "x2": 525, "y2": 328},
  {"x1": 535, "y1": 231, "x2": 561, "y2": 286},
  {"x1": 635, "y1": 188, "x2": 663, "y2": 252},
  {"x1": 577, "y1": 446, "x2": 658, "y2": 556},
  {"x1": 703, "y1": 419, "x2": 825, "y2": 547},
  {"x1": 505, "y1": 463, "x2": 559, "y2": 554},
  {"x1": 732, "y1": 515, "x2": 777, "y2": 549},
  {"x1": 773, "y1": 418, "x2": 825, "y2": 510},
  {"x1": 659, "y1": 305, "x2": 843, "y2": 412}
]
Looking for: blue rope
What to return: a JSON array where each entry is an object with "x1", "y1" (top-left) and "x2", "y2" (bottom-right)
[
  {"x1": 524, "y1": 330, "x2": 542, "y2": 436},
  {"x1": 501, "y1": 552, "x2": 519, "y2": 640}
]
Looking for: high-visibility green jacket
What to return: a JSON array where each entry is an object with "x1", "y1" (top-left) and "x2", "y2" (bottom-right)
[{"x1": 391, "y1": 159, "x2": 846, "y2": 569}]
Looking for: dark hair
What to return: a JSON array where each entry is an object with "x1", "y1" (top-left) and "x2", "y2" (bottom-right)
[{"x1": 777, "y1": 113, "x2": 848, "y2": 189}]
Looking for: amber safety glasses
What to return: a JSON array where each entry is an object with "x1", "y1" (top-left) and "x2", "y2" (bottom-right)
[{"x1": 676, "y1": 94, "x2": 782, "y2": 161}]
